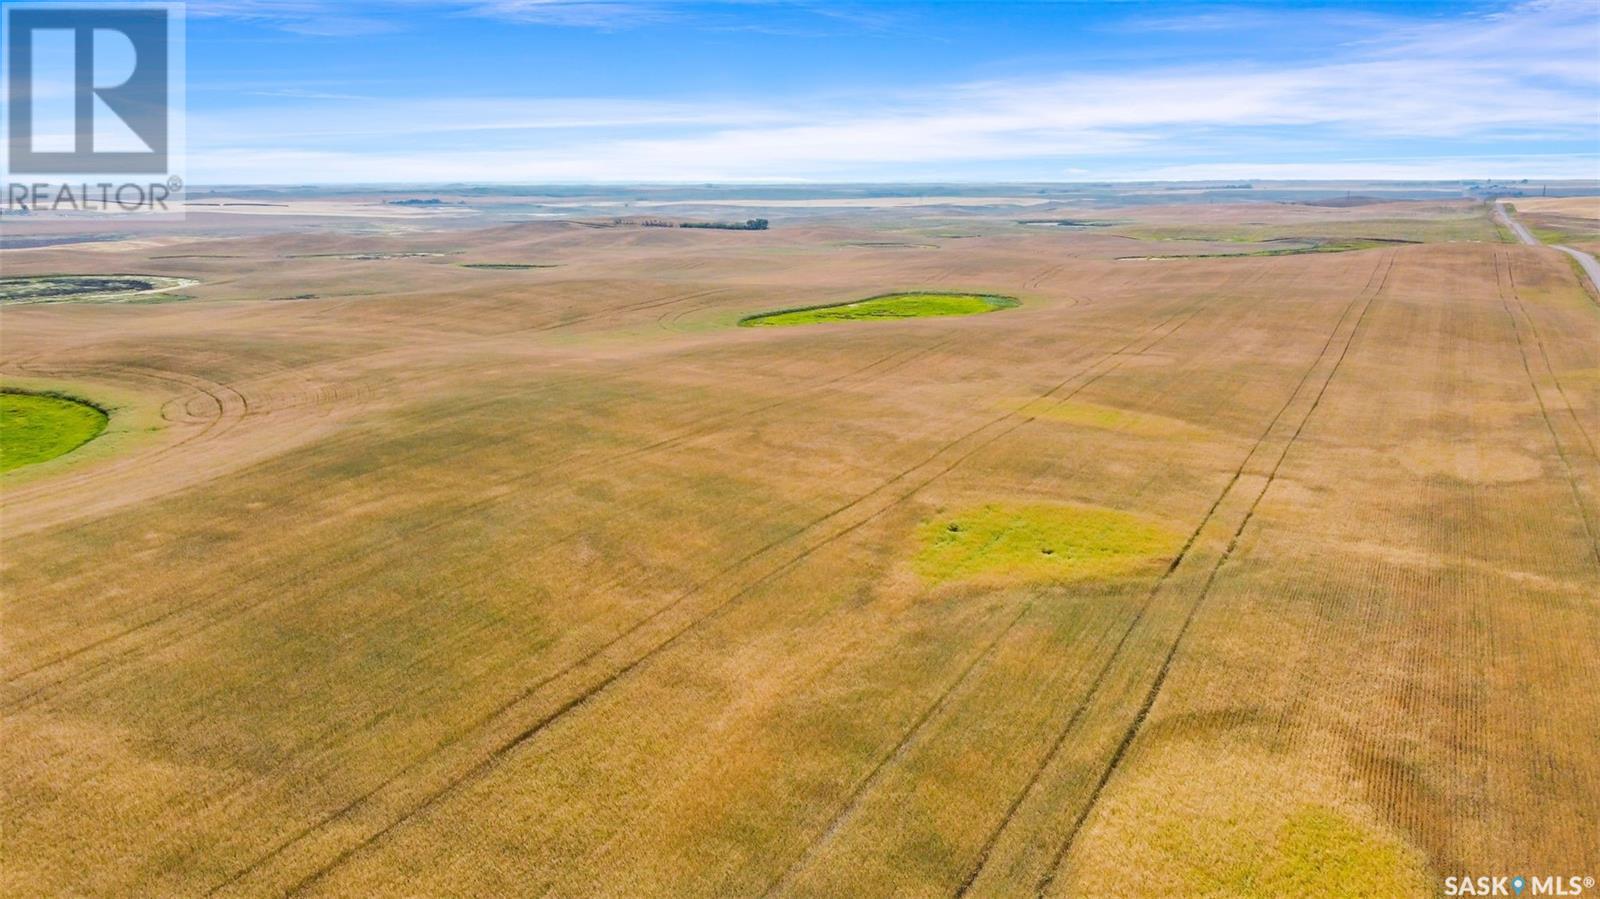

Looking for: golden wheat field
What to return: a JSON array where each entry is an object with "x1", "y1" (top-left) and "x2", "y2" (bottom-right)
[{"x1": 2, "y1": 196, "x2": 1598, "y2": 897}]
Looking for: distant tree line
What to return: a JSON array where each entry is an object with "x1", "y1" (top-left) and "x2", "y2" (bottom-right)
[
  {"x1": 621, "y1": 218, "x2": 771, "y2": 230},
  {"x1": 681, "y1": 219, "x2": 769, "y2": 230}
]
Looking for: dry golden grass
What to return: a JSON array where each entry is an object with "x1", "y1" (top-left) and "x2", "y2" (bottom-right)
[
  {"x1": 1, "y1": 200, "x2": 1596, "y2": 896},
  {"x1": 1510, "y1": 196, "x2": 1600, "y2": 219},
  {"x1": 1508, "y1": 196, "x2": 1600, "y2": 251}
]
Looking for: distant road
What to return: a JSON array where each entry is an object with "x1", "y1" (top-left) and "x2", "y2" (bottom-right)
[
  {"x1": 1553, "y1": 246, "x2": 1600, "y2": 297},
  {"x1": 1496, "y1": 200, "x2": 1600, "y2": 297}
]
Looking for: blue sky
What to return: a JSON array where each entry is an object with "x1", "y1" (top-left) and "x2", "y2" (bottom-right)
[{"x1": 174, "y1": 0, "x2": 1598, "y2": 182}]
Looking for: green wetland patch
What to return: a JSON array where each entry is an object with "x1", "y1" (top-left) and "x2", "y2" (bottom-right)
[
  {"x1": 1, "y1": 391, "x2": 109, "y2": 472},
  {"x1": 740, "y1": 291, "x2": 1017, "y2": 326},
  {"x1": 915, "y1": 502, "x2": 1180, "y2": 584},
  {"x1": 284, "y1": 252, "x2": 457, "y2": 261},
  {"x1": 1, "y1": 275, "x2": 198, "y2": 305}
]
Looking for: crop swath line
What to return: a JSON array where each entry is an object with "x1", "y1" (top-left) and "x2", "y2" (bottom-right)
[
  {"x1": 3, "y1": 336, "x2": 954, "y2": 706},
  {"x1": 207, "y1": 301, "x2": 1202, "y2": 897},
  {"x1": 1028, "y1": 253, "x2": 1390, "y2": 898},
  {"x1": 943, "y1": 252, "x2": 1393, "y2": 898},
  {"x1": 1494, "y1": 251, "x2": 1600, "y2": 569}
]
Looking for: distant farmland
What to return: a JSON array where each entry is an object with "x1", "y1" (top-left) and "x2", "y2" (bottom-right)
[{"x1": 1, "y1": 196, "x2": 1596, "y2": 896}]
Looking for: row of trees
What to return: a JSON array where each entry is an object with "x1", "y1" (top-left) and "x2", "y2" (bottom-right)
[{"x1": 681, "y1": 218, "x2": 769, "y2": 230}]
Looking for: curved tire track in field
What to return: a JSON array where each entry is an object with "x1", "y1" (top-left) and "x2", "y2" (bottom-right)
[
  {"x1": 0, "y1": 359, "x2": 250, "y2": 515},
  {"x1": 205, "y1": 302, "x2": 1206, "y2": 898},
  {"x1": 2, "y1": 336, "x2": 952, "y2": 705},
  {"x1": 5, "y1": 336, "x2": 960, "y2": 716},
  {"x1": 524, "y1": 285, "x2": 734, "y2": 335},
  {"x1": 1026, "y1": 263, "x2": 1064, "y2": 290},
  {"x1": 130, "y1": 337, "x2": 964, "y2": 793}
]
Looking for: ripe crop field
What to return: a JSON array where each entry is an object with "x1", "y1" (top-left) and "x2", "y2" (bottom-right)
[{"x1": 1, "y1": 197, "x2": 1597, "y2": 896}]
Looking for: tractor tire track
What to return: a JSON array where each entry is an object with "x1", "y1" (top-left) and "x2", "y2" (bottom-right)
[
  {"x1": 3, "y1": 335, "x2": 954, "y2": 704},
  {"x1": 1494, "y1": 251, "x2": 1600, "y2": 569},
  {"x1": 1027, "y1": 252, "x2": 1391, "y2": 898},
  {"x1": 208, "y1": 301, "x2": 1205, "y2": 897},
  {"x1": 944, "y1": 252, "x2": 1393, "y2": 898},
  {"x1": 141, "y1": 336, "x2": 969, "y2": 819},
  {"x1": 1504, "y1": 256, "x2": 1599, "y2": 464},
  {"x1": 754, "y1": 602, "x2": 1034, "y2": 898},
  {"x1": 760, "y1": 293, "x2": 1256, "y2": 897}
]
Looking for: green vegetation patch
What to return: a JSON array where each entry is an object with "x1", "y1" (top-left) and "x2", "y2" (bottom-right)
[
  {"x1": 741, "y1": 291, "x2": 1017, "y2": 327},
  {"x1": 915, "y1": 502, "x2": 1180, "y2": 584},
  {"x1": 1135, "y1": 802, "x2": 1434, "y2": 897},
  {"x1": 1248, "y1": 805, "x2": 1433, "y2": 897},
  {"x1": 1, "y1": 391, "x2": 109, "y2": 472},
  {"x1": 1004, "y1": 398, "x2": 1206, "y2": 439},
  {"x1": 1529, "y1": 220, "x2": 1600, "y2": 246}
]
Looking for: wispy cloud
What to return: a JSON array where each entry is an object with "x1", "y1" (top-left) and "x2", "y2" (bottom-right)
[
  {"x1": 188, "y1": 0, "x2": 780, "y2": 33},
  {"x1": 463, "y1": 0, "x2": 677, "y2": 28},
  {"x1": 186, "y1": 0, "x2": 1600, "y2": 182}
]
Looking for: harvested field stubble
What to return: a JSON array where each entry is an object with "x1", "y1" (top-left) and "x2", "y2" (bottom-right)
[{"x1": 0, "y1": 201, "x2": 1596, "y2": 897}]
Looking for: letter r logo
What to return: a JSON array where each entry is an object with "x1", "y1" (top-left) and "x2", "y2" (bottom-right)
[{"x1": 5, "y1": 6, "x2": 170, "y2": 173}]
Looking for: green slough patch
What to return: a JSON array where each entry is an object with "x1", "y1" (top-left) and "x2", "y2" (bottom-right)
[
  {"x1": 1, "y1": 390, "x2": 110, "y2": 472},
  {"x1": 740, "y1": 291, "x2": 1018, "y2": 326},
  {"x1": 915, "y1": 502, "x2": 1180, "y2": 584}
]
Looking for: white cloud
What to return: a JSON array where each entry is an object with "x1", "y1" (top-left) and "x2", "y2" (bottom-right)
[{"x1": 1125, "y1": 156, "x2": 1600, "y2": 182}]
